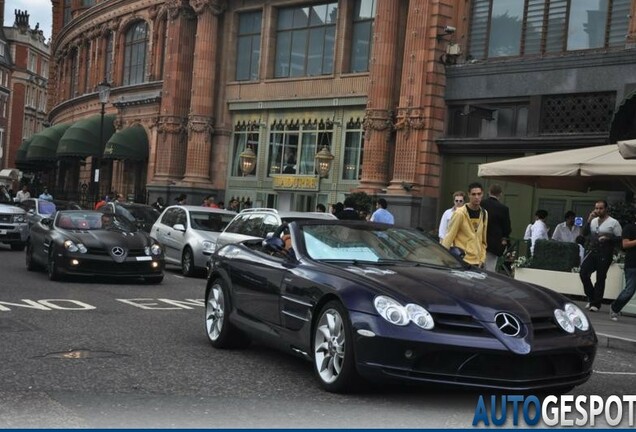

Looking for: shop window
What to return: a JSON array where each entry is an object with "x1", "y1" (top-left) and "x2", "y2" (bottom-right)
[
  {"x1": 275, "y1": 3, "x2": 338, "y2": 78},
  {"x1": 236, "y1": 11, "x2": 262, "y2": 81},
  {"x1": 540, "y1": 93, "x2": 615, "y2": 135},
  {"x1": 350, "y1": 0, "x2": 376, "y2": 73},
  {"x1": 123, "y1": 21, "x2": 148, "y2": 86},
  {"x1": 267, "y1": 119, "x2": 334, "y2": 177},
  {"x1": 447, "y1": 103, "x2": 529, "y2": 138},
  {"x1": 231, "y1": 121, "x2": 260, "y2": 177},
  {"x1": 342, "y1": 118, "x2": 364, "y2": 180},
  {"x1": 468, "y1": 0, "x2": 630, "y2": 59}
]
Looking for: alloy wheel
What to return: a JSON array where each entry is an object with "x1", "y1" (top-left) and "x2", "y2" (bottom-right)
[
  {"x1": 206, "y1": 283, "x2": 224, "y2": 341},
  {"x1": 314, "y1": 308, "x2": 345, "y2": 384}
]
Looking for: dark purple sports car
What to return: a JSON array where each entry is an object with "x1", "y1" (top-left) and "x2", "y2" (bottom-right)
[
  {"x1": 26, "y1": 210, "x2": 164, "y2": 283},
  {"x1": 205, "y1": 220, "x2": 597, "y2": 393}
]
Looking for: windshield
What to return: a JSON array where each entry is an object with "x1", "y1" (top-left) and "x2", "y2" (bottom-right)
[
  {"x1": 302, "y1": 224, "x2": 463, "y2": 268},
  {"x1": 189, "y1": 211, "x2": 234, "y2": 232},
  {"x1": 38, "y1": 200, "x2": 56, "y2": 215},
  {"x1": 56, "y1": 212, "x2": 137, "y2": 232},
  {"x1": 124, "y1": 206, "x2": 160, "y2": 223}
]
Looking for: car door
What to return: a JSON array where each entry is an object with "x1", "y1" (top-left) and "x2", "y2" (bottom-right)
[
  {"x1": 153, "y1": 208, "x2": 178, "y2": 264},
  {"x1": 20, "y1": 199, "x2": 37, "y2": 227},
  {"x1": 164, "y1": 208, "x2": 187, "y2": 262}
]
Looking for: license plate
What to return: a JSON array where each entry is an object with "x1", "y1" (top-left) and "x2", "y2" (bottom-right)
[
  {"x1": 135, "y1": 256, "x2": 152, "y2": 261},
  {"x1": 0, "y1": 230, "x2": 6, "y2": 235}
]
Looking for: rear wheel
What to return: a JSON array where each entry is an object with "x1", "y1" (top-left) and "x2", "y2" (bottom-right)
[
  {"x1": 47, "y1": 248, "x2": 62, "y2": 281},
  {"x1": 313, "y1": 300, "x2": 359, "y2": 393},
  {"x1": 205, "y1": 279, "x2": 249, "y2": 348},
  {"x1": 181, "y1": 246, "x2": 195, "y2": 277}
]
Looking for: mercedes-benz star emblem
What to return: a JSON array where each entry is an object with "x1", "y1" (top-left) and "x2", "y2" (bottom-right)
[
  {"x1": 495, "y1": 312, "x2": 521, "y2": 337},
  {"x1": 111, "y1": 247, "x2": 124, "y2": 257}
]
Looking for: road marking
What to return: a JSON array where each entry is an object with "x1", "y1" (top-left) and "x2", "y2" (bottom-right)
[
  {"x1": 172, "y1": 274, "x2": 185, "y2": 279},
  {"x1": 0, "y1": 298, "x2": 204, "y2": 311},
  {"x1": 593, "y1": 371, "x2": 636, "y2": 376}
]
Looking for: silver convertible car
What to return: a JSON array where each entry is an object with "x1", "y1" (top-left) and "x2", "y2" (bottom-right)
[{"x1": 151, "y1": 205, "x2": 237, "y2": 277}]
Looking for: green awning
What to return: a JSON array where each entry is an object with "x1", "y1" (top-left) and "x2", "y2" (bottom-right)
[
  {"x1": 103, "y1": 125, "x2": 149, "y2": 161},
  {"x1": 15, "y1": 137, "x2": 34, "y2": 165},
  {"x1": 57, "y1": 114, "x2": 116, "y2": 158},
  {"x1": 26, "y1": 123, "x2": 72, "y2": 161}
]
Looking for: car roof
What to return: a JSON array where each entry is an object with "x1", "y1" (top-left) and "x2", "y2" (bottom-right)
[
  {"x1": 238, "y1": 208, "x2": 336, "y2": 219},
  {"x1": 166, "y1": 205, "x2": 237, "y2": 215}
]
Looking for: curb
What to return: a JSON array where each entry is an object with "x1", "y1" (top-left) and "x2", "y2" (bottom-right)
[{"x1": 596, "y1": 332, "x2": 636, "y2": 354}]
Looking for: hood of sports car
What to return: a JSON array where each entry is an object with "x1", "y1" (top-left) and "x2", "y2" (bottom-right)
[
  {"x1": 338, "y1": 263, "x2": 563, "y2": 324},
  {"x1": 61, "y1": 229, "x2": 154, "y2": 252}
]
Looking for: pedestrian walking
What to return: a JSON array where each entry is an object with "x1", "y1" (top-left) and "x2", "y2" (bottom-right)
[
  {"x1": 441, "y1": 182, "x2": 487, "y2": 267},
  {"x1": 336, "y1": 197, "x2": 359, "y2": 220},
  {"x1": 580, "y1": 200, "x2": 622, "y2": 312},
  {"x1": 370, "y1": 198, "x2": 394, "y2": 225},
  {"x1": 480, "y1": 184, "x2": 511, "y2": 272},
  {"x1": 438, "y1": 191, "x2": 466, "y2": 241},
  {"x1": 610, "y1": 214, "x2": 636, "y2": 321}
]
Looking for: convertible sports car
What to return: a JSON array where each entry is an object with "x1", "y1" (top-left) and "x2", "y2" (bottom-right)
[
  {"x1": 205, "y1": 220, "x2": 597, "y2": 393},
  {"x1": 27, "y1": 210, "x2": 164, "y2": 283}
]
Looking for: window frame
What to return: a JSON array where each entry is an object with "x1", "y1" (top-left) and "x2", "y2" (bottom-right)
[
  {"x1": 122, "y1": 21, "x2": 149, "y2": 86},
  {"x1": 236, "y1": 10, "x2": 263, "y2": 81}
]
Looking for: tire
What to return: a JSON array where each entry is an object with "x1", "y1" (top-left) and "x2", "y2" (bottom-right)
[
  {"x1": 181, "y1": 246, "x2": 195, "y2": 277},
  {"x1": 26, "y1": 241, "x2": 39, "y2": 271},
  {"x1": 11, "y1": 242, "x2": 25, "y2": 251},
  {"x1": 205, "y1": 278, "x2": 249, "y2": 348},
  {"x1": 312, "y1": 300, "x2": 359, "y2": 393},
  {"x1": 145, "y1": 275, "x2": 164, "y2": 284},
  {"x1": 47, "y1": 248, "x2": 62, "y2": 281}
]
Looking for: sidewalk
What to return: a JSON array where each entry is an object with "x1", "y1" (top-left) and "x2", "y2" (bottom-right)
[{"x1": 573, "y1": 300, "x2": 636, "y2": 353}]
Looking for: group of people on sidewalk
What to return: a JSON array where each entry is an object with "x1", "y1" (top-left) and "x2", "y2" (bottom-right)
[{"x1": 439, "y1": 181, "x2": 635, "y2": 322}]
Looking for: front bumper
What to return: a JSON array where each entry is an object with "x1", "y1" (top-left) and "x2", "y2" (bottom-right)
[
  {"x1": 54, "y1": 253, "x2": 164, "y2": 277},
  {"x1": 0, "y1": 222, "x2": 28, "y2": 244},
  {"x1": 350, "y1": 311, "x2": 597, "y2": 391}
]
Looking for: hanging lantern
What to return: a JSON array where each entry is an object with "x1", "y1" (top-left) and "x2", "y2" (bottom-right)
[
  {"x1": 239, "y1": 146, "x2": 257, "y2": 175},
  {"x1": 315, "y1": 146, "x2": 334, "y2": 178}
]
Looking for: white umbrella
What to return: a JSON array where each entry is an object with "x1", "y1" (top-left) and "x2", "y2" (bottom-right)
[
  {"x1": 478, "y1": 144, "x2": 636, "y2": 192},
  {"x1": 618, "y1": 138, "x2": 636, "y2": 159}
]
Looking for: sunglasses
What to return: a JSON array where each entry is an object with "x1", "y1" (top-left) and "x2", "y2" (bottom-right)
[{"x1": 454, "y1": 199, "x2": 464, "y2": 203}]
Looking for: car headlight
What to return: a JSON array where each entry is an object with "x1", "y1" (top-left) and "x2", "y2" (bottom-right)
[
  {"x1": 554, "y1": 308, "x2": 575, "y2": 334},
  {"x1": 374, "y1": 296, "x2": 435, "y2": 329},
  {"x1": 12, "y1": 214, "x2": 25, "y2": 223},
  {"x1": 150, "y1": 244, "x2": 162, "y2": 256},
  {"x1": 564, "y1": 302, "x2": 589, "y2": 331},
  {"x1": 201, "y1": 240, "x2": 214, "y2": 252},
  {"x1": 63, "y1": 240, "x2": 86, "y2": 253}
]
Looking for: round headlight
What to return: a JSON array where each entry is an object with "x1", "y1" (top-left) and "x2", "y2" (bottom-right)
[
  {"x1": 374, "y1": 296, "x2": 409, "y2": 326},
  {"x1": 406, "y1": 303, "x2": 435, "y2": 330},
  {"x1": 63, "y1": 240, "x2": 79, "y2": 252},
  {"x1": 564, "y1": 303, "x2": 589, "y2": 331},
  {"x1": 150, "y1": 244, "x2": 162, "y2": 256},
  {"x1": 13, "y1": 214, "x2": 25, "y2": 223},
  {"x1": 77, "y1": 244, "x2": 87, "y2": 254},
  {"x1": 554, "y1": 309, "x2": 575, "y2": 333}
]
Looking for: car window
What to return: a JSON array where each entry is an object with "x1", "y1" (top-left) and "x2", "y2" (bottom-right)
[
  {"x1": 127, "y1": 206, "x2": 160, "y2": 224},
  {"x1": 261, "y1": 214, "x2": 279, "y2": 237},
  {"x1": 161, "y1": 208, "x2": 178, "y2": 227},
  {"x1": 113, "y1": 204, "x2": 135, "y2": 222},
  {"x1": 38, "y1": 200, "x2": 56, "y2": 215},
  {"x1": 224, "y1": 214, "x2": 249, "y2": 234},
  {"x1": 243, "y1": 214, "x2": 264, "y2": 237},
  {"x1": 174, "y1": 209, "x2": 187, "y2": 226},
  {"x1": 189, "y1": 211, "x2": 234, "y2": 232},
  {"x1": 21, "y1": 200, "x2": 35, "y2": 212},
  {"x1": 55, "y1": 212, "x2": 137, "y2": 232}
]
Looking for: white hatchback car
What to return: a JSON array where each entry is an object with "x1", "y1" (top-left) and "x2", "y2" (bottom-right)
[{"x1": 151, "y1": 205, "x2": 237, "y2": 277}]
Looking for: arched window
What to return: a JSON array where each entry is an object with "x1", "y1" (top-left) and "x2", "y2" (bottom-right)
[{"x1": 123, "y1": 21, "x2": 149, "y2": 85}]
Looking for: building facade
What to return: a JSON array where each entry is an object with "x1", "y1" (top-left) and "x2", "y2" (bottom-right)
[
  {"x1": 0, "y1": 3, "x2": 50, "y2": 178},
  {"x1": 45, "y1": 0, "x2": 636, "y2": 232}
]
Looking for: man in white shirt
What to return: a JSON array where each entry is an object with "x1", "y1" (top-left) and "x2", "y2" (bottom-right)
[
  {"x1": 438, "y1": 191, "x2": 466, "y2": 241},
  {"x1": 38, "y1": 187, "x2": 53, "y2": 201},
  {"x1": 369, "y1": 198, "x2": 394, "y2": 225},
  {"x1": 552, "y1": 211, "x2": 581, "y2": 243},
  {"x1": 530, "y1": 209, "x2": 549, "y2": 256},
  {"x1": 16, "y1": 185, "x2": 30, "y2": 203}
]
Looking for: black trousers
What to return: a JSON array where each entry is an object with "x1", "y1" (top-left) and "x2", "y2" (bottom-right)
[{"x1": 579, "y1": 252, "x2": 613, "y2": 309}]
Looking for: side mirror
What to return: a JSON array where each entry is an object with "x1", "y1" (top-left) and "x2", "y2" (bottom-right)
[
  {"x1": 173, "y1": 223, "x2": 186, "y2": 232},
  {"x1": 41, "y1": 218, "x2": 52, "y2": 227},
  {"x1": 27, "y1": 209, "x2": 35, "y2": 215}
]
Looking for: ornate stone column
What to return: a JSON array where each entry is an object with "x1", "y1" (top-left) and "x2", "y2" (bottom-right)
[
  {"x1": 180, "y1": 0, "x2": 226, "y2": 186},
  {"x1": 151, "y1": 0, "x2": 197, "y2": 184},
  {"x1": 387, "y1": 0, "x2": 446, "y2": 198},
  {"x1": 357, "y1": 0, "x2": 401, "y2": 194}
]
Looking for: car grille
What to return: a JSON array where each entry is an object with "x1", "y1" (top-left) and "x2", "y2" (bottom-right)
[
  {"x1": 0, "y1": 232, "x2": 21, "y2": 240},
  {"x1": 85, "y1": 248, "x2": 147, "y2": 257},
  {"x1": 433, "y1": 313, "x2": 561, "y2": 338},
  {"x1": 0, "y1": 224, "x2": 16, "y2": 229},
  {"x1": 531, "y1": 315, "x2": 562, "y2": 336},
  {"x1": 71, "y1": 260, "x2": 160, "y2": 275},
  {"x1": 0, "y1": 215, "x2": 11, "y2": 223}
]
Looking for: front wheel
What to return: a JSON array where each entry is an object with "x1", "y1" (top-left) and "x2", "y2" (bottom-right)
[
  {"x1": 205, "y1": 279, "x2": 249, "y2": 348},
  {"x1": 313, "y1": 300, "x2": 359, "y2": 393},
  {"x1": 47, "y1": 248, "x2": 62, "y2": 281},
  {"x1": 181, "y1": 246, "x2": 195, "y2": 277},
  {"x1": 26, "y1": 241, "x2": 39, "y2": 271}
]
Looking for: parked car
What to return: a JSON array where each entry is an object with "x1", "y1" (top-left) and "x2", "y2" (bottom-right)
[
  {"x1": 205, "y1": 219, "x2": 597, "y2": 393},
  {"x1": 214, "y1": 208, "x2": 336, "y2": 253},
  {"x1": 0, "y1": 203, "x2": 28, "y2": 250},
  {"x1": 98, "y1": 202, "x2": 160, "y2": 233},
  {"x1": 19, "y1": 198, "x2": 58, "y2": 228},
  {"x1": 151, "y1": 205, "x2": 237, "y2": 277},
  {"x1": 27, "y1": 210, "x2": 164, "y2": 283}
]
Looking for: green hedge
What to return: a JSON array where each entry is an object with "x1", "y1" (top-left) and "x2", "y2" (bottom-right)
[{"x1": 529, "y1": 239, "x2": 580, "y2": 272}]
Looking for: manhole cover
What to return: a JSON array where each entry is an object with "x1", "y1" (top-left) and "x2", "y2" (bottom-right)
[{"x1": 38, "y1": 349, "x2": 124, "y2": 359}]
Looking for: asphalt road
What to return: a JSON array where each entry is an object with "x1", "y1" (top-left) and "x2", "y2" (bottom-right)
[{"x1": 0, "y1": 244, "x2": 634, "y2": 428}]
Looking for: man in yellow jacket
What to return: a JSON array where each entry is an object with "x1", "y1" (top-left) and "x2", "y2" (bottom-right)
[{"x1": 442, "y1": 182, "x2": 488, "y2": 267}]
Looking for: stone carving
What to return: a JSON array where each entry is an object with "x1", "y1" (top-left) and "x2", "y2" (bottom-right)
[
  {"x1": 190, "y1": 0, "x2": 227, "y2": 15},
  {"x1": 363, "y1": 109, "x2": 393, "y2": 140},
  {"x1": 394, "y1": 107, "x2": 426, "y2": 139},
  {"x1": 158, "y1": 116, "x2": 187, "y2": 135},
  {"x1": 166, "y1": 0, "x2": 194, "y2": 20}
]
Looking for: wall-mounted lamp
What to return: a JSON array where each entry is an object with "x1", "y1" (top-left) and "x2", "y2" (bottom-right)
[{"x1": 436, "y1": 25, "x2": 456, "y2": 41}]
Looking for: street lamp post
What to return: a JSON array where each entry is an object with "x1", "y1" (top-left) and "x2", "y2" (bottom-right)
[{"x1": 90, "y1": 80, "x2": 111, "y2": 205}]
